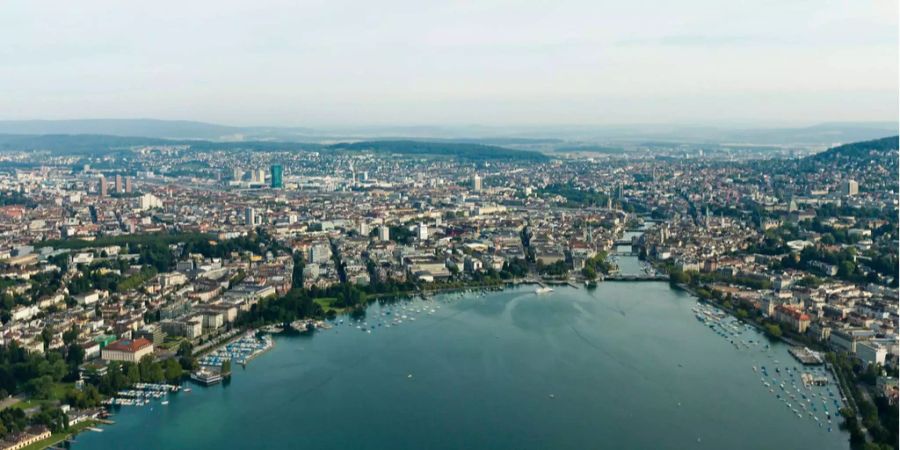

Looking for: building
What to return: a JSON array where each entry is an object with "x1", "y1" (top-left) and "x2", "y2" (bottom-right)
[
  {"x1": 232, "y1": 167, "x2": 243, "y2": 181},
  {"x1": 140, "y1": 193, "x2": 162, "y2": 210},
  {"x1": 270, "y1": 164, "x2": 284, "y2": 188},
  {"x1": 115, "y1": 174, "x2": 123, "y2": 193},
  {"x1": 101, "y1": 338, "x2": 154, "y2": 362},
  {"x1": 830, "y1": 328, "x2": 875, "y2": 353},
  {"x1": 417, "y1": 223, "x2": 428, "y2": 241},
  {"x1": 379, "y1": 226, "x2": 390, "y2": 242},
  {"x1": 245, "y1": 207, "x2": 256, "y2": 226},
  {"x1": 472, "y1": 174, "x2": 482, "y2": 192},
  {"x1": 841, "y1": 179, "x2": 859, "y2": 196},
  {"x1": 125, "y1": 177, "x2": 133, "y2": 193},
  {"x1": 856, "y1": 341, "x2": 887, "y2": 368},
  {"x1": 0, "y1": 426, "x2": 51, "y2": 450},
  {"x1": 773, "y1": 304, "x2": 810, "y2": 333},
  {"x1": 98, "y1": 175, "x2": 107, "y2": 197}
]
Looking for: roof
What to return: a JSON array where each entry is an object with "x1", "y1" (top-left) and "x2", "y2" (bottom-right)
[{"x1": 103, "y1": 338, "x2": 152, "y2": 353}]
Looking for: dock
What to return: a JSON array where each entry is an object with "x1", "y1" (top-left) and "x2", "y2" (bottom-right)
[{"x1": 788, "y1": 346, "x2": 824, "y2": 365}]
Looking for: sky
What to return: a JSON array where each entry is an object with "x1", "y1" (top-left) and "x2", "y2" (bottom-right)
[{"x1": 1, "y1": 0, "x2": 898, "y2": 127}]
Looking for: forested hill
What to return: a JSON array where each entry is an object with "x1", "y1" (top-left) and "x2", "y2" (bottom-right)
[
  {"x1": 326, "y1": 140, "x2": 549, "y2": 161},
  {"x1": 808, "y1": 136, "x2": 898, "y2": 162},
  {"x1": 0, "y1": 134, "x2": 549, "y2": 161}
]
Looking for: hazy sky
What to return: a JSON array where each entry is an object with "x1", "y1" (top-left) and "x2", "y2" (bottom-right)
[{"x1": 1, "y1": 0, "x2": 898, "y2": 127}]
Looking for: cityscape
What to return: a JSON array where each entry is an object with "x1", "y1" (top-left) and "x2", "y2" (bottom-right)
[
  {"x1": 1, "y1": 0, "x2": 898, "y2": 449},
  {"x1": 0, "y1": 129, "x2": 895, "y2": 449}
]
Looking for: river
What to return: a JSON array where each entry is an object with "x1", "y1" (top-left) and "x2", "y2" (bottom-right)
[{"x1": 72, "y1": 242, "x2": 848, "y2": 449}]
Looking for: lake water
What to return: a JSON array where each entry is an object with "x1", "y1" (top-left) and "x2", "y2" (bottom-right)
[{"x1": 72, "y1": 276, "x2": 849, "y2": 449}]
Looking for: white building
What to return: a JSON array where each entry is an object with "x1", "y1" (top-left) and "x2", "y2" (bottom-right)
[{"x1": 140, "y1": 193, "x2": 163, "y2": 211}]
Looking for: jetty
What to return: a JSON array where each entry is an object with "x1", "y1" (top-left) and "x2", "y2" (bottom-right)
[{"x1": 788, "y1": 346, "x2": 825, "y2": 365}]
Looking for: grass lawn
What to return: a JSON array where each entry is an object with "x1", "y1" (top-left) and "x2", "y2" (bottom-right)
[
  {"x1": 313, "y1": 297, "x2": 348, "y2": 313},
  {"x1": 20, "y1": 420, "x2": 99, "y2": 450},
  {"x1": 12, "y1": 383, "x2": 74, "y2": 412}
]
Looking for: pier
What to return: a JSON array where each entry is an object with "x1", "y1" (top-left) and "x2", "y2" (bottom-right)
[{"x1": 789, "y1": 346, "x2": 825, "y2": 365}]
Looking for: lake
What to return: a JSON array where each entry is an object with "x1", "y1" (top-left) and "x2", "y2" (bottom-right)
[{"x1": 72, "y1": 278, "x2": 848, "y2": 449}]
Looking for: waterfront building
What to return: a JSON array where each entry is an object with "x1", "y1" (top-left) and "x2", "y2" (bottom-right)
[
  {"x1": 856, "y1": 341, "x2": 887, "y2": 368},
  {"x1": 773, "y1": 305, "x2": 811, "y2": 333},
  {"x1": 0, "y1": 426, "x2": 51, "y2": 449},
  {"x1": 101, "y1": 338, "x2": 154, "y2": 362}
]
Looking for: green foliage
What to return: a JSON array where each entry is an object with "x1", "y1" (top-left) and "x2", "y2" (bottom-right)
[
  {"x1": 763, "y1": 323, "x2": 783, "y2": 338},
  {"x1": 538, "y1": 183, "x2": 609, "y2": 207}
]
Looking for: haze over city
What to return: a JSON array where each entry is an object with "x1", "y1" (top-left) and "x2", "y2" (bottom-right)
[{"x1": 2, "y1": 0, "x2": 898, "y2": 127}]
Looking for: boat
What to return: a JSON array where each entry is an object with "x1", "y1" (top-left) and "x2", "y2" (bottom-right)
[
  {"x1": 161, "y1": 401, "x2": 169, "y2": 405},
  {"x1": 535, "y1": 286, "x2": 554, "y2": 295}
]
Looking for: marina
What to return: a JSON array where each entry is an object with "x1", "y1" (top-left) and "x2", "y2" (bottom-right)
[
  {"x1": 101, "y1": 383, "x2": 182, "y2": 407},
  {"x1": 197, "y1": 332, "x2": 274, "y2": 369},
  {"x1": 691, "y1": 302, "x2": 843, "y2": 434}
]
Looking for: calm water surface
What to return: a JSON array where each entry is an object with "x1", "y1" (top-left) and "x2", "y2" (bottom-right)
[{"x1": 73, "y1": 278, "x2": 848, "y2": 450}]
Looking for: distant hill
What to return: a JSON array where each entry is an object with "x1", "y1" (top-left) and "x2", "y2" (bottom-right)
[
  {"x1": 0, "y1": 119, "x2": 895, "y2": 147},
  {"x1": 808, "y1": 136, "x2": 899, "y2": 162},
  {"x1": 0, "y1": 119, "x2": 247, "y2": 140},
  {"x1": 326, "y1": 140, "x2": 548, "y2": 161},
  {"x1": 0, "y1": 133, "x2": 548, "y2": 161}
]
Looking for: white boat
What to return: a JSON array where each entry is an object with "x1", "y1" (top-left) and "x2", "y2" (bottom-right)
[{"x1": 535, "y1": 286, "x2": 554, "y2": 295}]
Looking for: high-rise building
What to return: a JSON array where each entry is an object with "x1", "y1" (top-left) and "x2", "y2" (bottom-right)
[
  {"x1": 140, "y1": 193, "x2": 162, "y2": 210},
  {"x1": 245, "y1": 207, "x2": 256, "y2": 226},
  {"x1": 115, "y1": 174, "x2": 123, "y2": 193},
  {"x1": 841, "y1": 179, "x2": 859, "y2": 196},
  {"x1": 232, "y1": 167, "x2": 243, "y2": 181},
  {"x1": 359, "y1": 221, "x2": 370, "y2": 236},
  {"x1": 257, "y1": 169, "x2": 267, "y2": 184},
  {"x1": 125, "y1": 177, "x2": 133, "y2": 194},
  {"x1": 472, "y1": 175, "x2": 482, "y2": 192},
  {"x1": 98, "y1": 175, "x2": 107, "y2": 197},
  {"x1": 271, "y1": 164, "x2": 284, "y2": 188},
  {"x1": 378, "y1": 226, "x2": 390, "y2": 242},
  {"x1": 417, "y1": 223, "x2": 428, "y2": 241},
  {"x1": 362, "y1": 171, "x2": 369, "y2": 181}
]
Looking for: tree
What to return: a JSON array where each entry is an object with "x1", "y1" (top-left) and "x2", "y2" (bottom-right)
[
  {"x1": 221, "y1": 359, "x2": 232, "y2": 377},
  {"x1": 163, "y1": 359, "x2": 183, "y2": 383},
  {"x1": 26, "y1": 375, "x2": 54, "y2": 399},
  {"x1": 66, "y1": 343, "x2": 85, "y2": 368}
]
